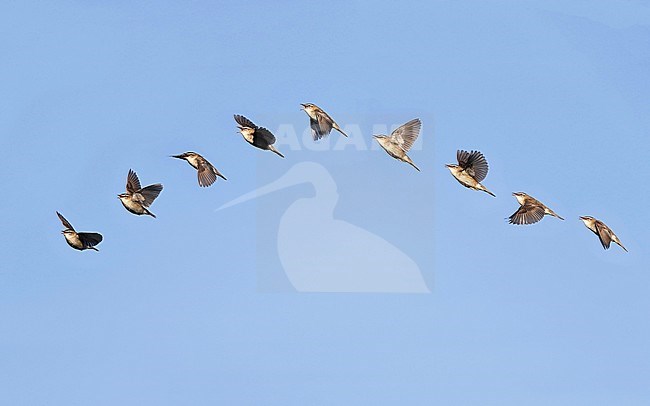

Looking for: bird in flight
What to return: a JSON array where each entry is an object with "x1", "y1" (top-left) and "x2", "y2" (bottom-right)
[
  {"x1": 234, "y1": 114, "x2": 284, "y2": 158},
  {"x1": 300, "y1": 103, "x2": 348, "y2": 140},
  {"x1": 373, "y1": 118, "x2": 421, "y2": 171},
  {"x1": 171, "y1": 152, "x2": 227, "y2": 187},
  {"x1": 56, "y1": 211, "x2": 103, "y2": 251},
  {"x1": 446, "y1": 150, "x2": 495, "y2": 197},
  {"x1": 579, "y1": 216, "x2": 627, "y2": 252},
  {"x1": 508, "y1": 192, "x2": 564, "y2": 225},
  {"x1": 118, "y1": 169, "x2": 163, "y2": 218}
]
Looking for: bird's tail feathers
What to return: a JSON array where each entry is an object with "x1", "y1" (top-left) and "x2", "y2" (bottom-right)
[
  {"x1": 404, "y1": 156, "x2": 420, "y2": 172},
  {"x1": 483, "y1": 187, "x2": 496, "y2": 197},
  {"x1": 269, "y1": 145, "x2": 285, "y2": 158},
  {"x1": 614, "y1": 238, "x2": 628, "y2": 252},
  {"x1": 335, "y1": 126, "x2": 348, "y2": 137}
]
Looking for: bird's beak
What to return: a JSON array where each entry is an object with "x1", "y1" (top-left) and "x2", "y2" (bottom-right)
[
  {"x1": 444, "y1": 164, "x2": 452, "y2": 168},
  {"x1": 372, "y1": 135, "x2": 379, "y2": 139},
  {"x1": 579, "y1": 216, "x2": 587, "y2": 220},
  {"x1": 170, "y1": 155, "x2": 181, "y2": 159}
]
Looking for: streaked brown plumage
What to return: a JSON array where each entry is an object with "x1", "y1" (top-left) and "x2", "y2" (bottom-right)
[
  {"x1": 446, "y1": 150, "x2": 495, "y2": 197},
  {"x1": 118, "y1": 169, "x2": 163, "y2": 218},
  {"x1": 171, "y1": 152, "x2": 226, "y2": 187},
  {"x1": 508, "y1": 192, "x2": 564, "y2": 225},
  {"x1": 373, "y1": 118, "x2": 421, "y2": 171},
  {"x1": 56, "y1": 211, "x2": 102, "y2": 251},
  {"x1": 580, "y1": 216, "x2": 627, "y2": 252},
  {"x1": 300, "y1": 103, "x2": 348, "y2": 140},
  {"x1": 234, "y1": 114, "x2": 284, "y2": 158}
]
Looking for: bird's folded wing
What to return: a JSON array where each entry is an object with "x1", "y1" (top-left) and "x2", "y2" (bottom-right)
[
  {"x1": 595, "y1": 222, "x2": 613, "y2": 249},
  {"x1": 126, "y1": 170, "x2": 142, "y2": 194},
  {"x1": 257, "y1": 127, "x2": 276, "y2": 144},
  {"x1": 78, "y1": 232, "x2": 102, "y2": 248},
  {"x1": 56, "y1": 211, "x2": 75, "y2": 231},
  {"x1": 390, "y1": 118, "x2": 421, "y2": 152},
  {"x1": 139, "y1": 184, "x2": 163, "y2": 207},
  {"x1": 509, "y1": 204, "x2": 545, "y2": 225},
  {"x1": 310, "y1": 119, "x2": 324, "y2": 140},
  {"x1": 314, "y1": 112, "x2": 334, "y2": 140}
]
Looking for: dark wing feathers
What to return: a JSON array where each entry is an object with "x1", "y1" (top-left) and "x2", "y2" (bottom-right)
[
  {"x1": 56, "y1": 211, "x2": 75, "y2": 231},
  {"x1": 310, "y1": 118, "x2": 326, "y2": 140},
  {"x1": 457, "y1": 150, "x2": 489, "y2": 182},
  {"x1": 456, "y1": 150, "x2": 470, "y2": 167},
  {"x1": 509, "y1": 204, "x2": 545, "y2": 225},
  {"x1": 256, "y1": 127, "x2": 276, "y2": 144},
  {"x1": 311, "y1": 111, "x2": 334, "y2": 140},
  {"x1": 126, "y1": 169, "x2": 142, "y2": 194},
  {"x1": 234, "y1": 114, "x2": 257, "y2": 128},
  {"x1": 78, "y1": 232, "x2": 103, "y2": 249}
]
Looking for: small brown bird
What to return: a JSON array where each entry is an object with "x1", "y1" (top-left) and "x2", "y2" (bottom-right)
[
  {"x1": 580, "y1": 216, "x2": 627, "y2": 252},
  {"x1": 56, "y1": 211, "x2": 102, "y2": 251},
  {"x1": 508, "y1": 192, "x2": 564, "y2": 225},
  {"x1": 300, "y1": 103, "x2": 348, "y2": 140},
  {"x1": 234, "y1": 114, "x2": 284, "y2": 158},
  {"x1": 171, "y1": 152, "x2": 226, "y2": 187},
  {"x1": 373, "y1": 118, "x2": 421, "y2": 171},
  {"x1": 118, "y1": 169, "x2": 163, "y2": 218},
  {"x1": 446, "y1": 150, "x2": 495, "y2": 197}
]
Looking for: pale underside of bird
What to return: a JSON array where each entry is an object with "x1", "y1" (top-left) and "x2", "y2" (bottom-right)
[
  {"x1": 508, "y1": 192, "x2": 564, "y2": 225},
  {"x1": 118, "y1": 169, "x2": 163, "y2": 218},
  {"x1": 171, "y1": 152, "x2": 227, "y2": 187},
  {"x1": 373, "y1": 118, "x2": 421, "y2": 171},
  {"x1": 580, "y1": 216, "x2": 627, "y2": 252},
  {"x1": 300, "y1": 103, "x2": 348, "y2": 140},
  {"x1": 56, "y1": 211, "x2": 102, "y2": 251},
  {"x1": 446, "y1": 149, "x2": 495, "y2": 197},
  {"x1": 234, "y1": 114, "x2": 284, "y2": 158}
]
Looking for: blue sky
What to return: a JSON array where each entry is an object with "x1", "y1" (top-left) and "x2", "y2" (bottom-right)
[{"x1": 1, "y1": 0, "x2": 650, "y2": 404}]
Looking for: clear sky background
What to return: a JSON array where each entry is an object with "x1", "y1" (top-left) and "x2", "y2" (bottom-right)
[{"x1": 1, "y1": 0, "x2": 650, "y2": 404}]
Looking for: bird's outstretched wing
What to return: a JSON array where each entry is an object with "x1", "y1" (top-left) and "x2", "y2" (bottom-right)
[
  {"x1": 56, "y1": 211, "x2": 75, "y2": 231},
  {"x1": 509, "y1": 204, "x2": 545, "y2": 225},
  {"x1": 197, "y1": 161, "x2": 217, "y2": 187},
  {"x1": 390, "y1": 118, "x2": 421, "y2": 152},
  {"x1": 234, "y1": 114, "x2": 257, "y2": 128},
  {"x1": 256, "y1": 127, "x2": 276, "y2": 144},
  {"x1": 139, "y1": 184, "x2": 163, "y2": 207},
  {"x1": 126, "y1": 170, "x2": 142, "y2": 194},
  {"x1": 595, "y1": 221, "x2": 613, "y2": 249},
  {"x1": 78, "y1": 232, "x2": 103, "y2": 249},
  {"x1": 457, "y1": 150, "x2": 489, "y2": 182},
  {"x1": 311, "y1": 110, "x2": 334, "y2": 140}
]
